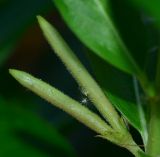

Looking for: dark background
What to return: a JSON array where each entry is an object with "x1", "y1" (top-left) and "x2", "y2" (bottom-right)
[{"x1": 0, "y1": 0, "x2": 158, "y2": 156}]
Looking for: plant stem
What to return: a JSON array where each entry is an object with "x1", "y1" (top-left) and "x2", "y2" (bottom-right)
[
  {"x1": 146, "y1": 100, "x2": 160, "y2": 157},
  {"x1": 146, "y1": 41, "x2": 160, "y2": 157}
]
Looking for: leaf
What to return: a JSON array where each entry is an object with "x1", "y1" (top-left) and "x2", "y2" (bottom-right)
[
  {"x1": 106, "y1": 92, "x2": 141, "y2": 132},
  {"x1": 0, "y1": 96, "x2": 76, "y2": 157},
  {"x1": 53, "y1": 0, "x2": 140, "y2": 75},
  {"x1": 0, "y1": 0, "x2": 52, "y2": 66}
]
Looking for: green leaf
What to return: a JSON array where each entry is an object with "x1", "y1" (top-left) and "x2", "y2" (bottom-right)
[
  {"x1": 0, "y1": 0, "x2": 52, "y2": 66},
  {"x1": 107, "y1": 90, "x2": 147, "y2": 146},
  {"x1": 53, "y1": 0, "x2": 140, "y2": 75},
  {"x1": 106, "y1": 92, "x2": 141, "y2": 132},
  {"x1": 0, "y1": 97, "x2": 76, "y2": 157}
]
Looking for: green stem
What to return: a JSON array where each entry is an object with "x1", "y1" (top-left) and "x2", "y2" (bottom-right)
[{"x1": 146, "y1": 100, "x2": 160, "y2": 157}]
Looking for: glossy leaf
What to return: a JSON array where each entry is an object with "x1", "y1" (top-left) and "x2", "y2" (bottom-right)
[
  {"x1": 106, "y1": 92, "x2": 141, "y2": 132},
  {"x1": 53, "y1": 0, "x2": 140, "y2": 75}
]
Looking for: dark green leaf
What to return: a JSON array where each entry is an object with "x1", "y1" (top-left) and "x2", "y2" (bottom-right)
[
  {"x1": 106, "y1": 92, "x2": 141, "y2": 132},
  {"x1": 54, "y1": 0, "x2": 140, "y2": 75}
]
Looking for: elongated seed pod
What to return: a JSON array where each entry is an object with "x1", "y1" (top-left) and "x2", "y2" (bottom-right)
[{"x1": 9, "y1": 69, "x2": 112, "y2": 136}]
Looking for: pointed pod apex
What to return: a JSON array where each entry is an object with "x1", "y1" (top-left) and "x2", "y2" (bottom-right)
[
  {"x1": 9, "y1": 69, "x2": 34, "y2": 88},
  {"x1": 37, "y1": 15, "x2": 50, "y2": 30},
  {"x1": 36, "y1": 15, "x2": 57, "y2": 42},
  {"x1": 9, "y1": 69, "x2": 23, "y2": 79},
  {"x1": 37, "y1": 15, "x2": 45, "y2": 24}
]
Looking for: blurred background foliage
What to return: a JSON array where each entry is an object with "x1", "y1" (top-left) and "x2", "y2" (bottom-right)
[{"x1": 0, "y1": 0, "x2": 159, "y2": 157}]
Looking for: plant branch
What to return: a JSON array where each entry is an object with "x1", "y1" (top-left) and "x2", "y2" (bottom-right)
[{"x1": 9, "y1": 69, "x2": 142, "y2": 157}]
